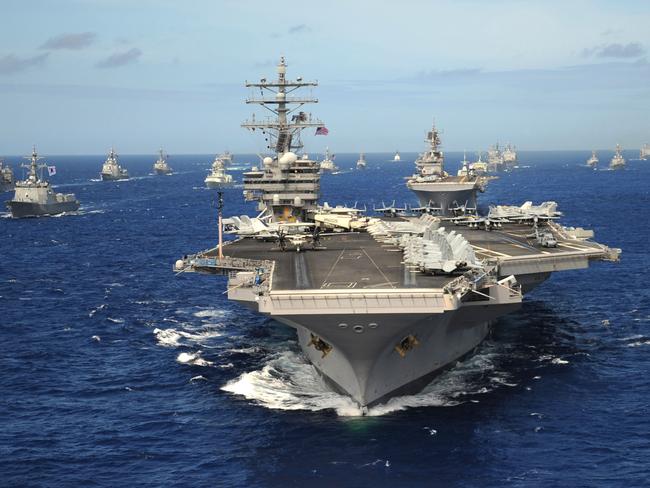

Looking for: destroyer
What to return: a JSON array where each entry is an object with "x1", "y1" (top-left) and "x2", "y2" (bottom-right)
[
  {"x1": 205, "y1": 155, "x2": 233, "y2": 188},
  {"x1": 176, "y1": 58, "x2": 620, "y2": 410},
  {"x1": 153, "y1": 148, "x2": 172, "y2": 175},
  {"x1": 406, "y1": 124, "x2": 490, "y2": 215},
  {"x1": 356, "y1": 152, "x2": 367, "y2": 170},
  {"x1": 610, "y1": 144, "x2": 625, "y2": 170},
  {"x1": 586, "y1": 150, "x2": 598, "y2": 168},
  {"x1": 100, "y1": 148, "x2": 129, "y2": 181},
  {"x1": 487, "y1": 143, "x2": 504, "y2": 172},
  {"x1": 6, "y1": 147, "x2": 79, "y2": 218},
  {"x1": 319, "y1": 147, "x2": 338, "y2": 173},
  {"x1": 0, "y1": 158, "x2": 14, "y2": 193},
  {"x1": 640, "y1": 143, "x2": 650, "y2": 161}
]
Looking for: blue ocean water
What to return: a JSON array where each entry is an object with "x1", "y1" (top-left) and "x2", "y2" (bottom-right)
[{"x1": 1, "y1": 151, "x2": 648, "y2": 487}]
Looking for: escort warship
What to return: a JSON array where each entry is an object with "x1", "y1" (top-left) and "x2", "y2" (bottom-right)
[
  {"x1": 153, "y1": 148, "x2": 172, "y2": 175},
  {"x1": 640, "y1": 143, "x2": 650, "y2": 161},
  {"x1": 0, "y1": 158, "x2": 14, "y2": 193},
  {"x1": 406, "y1": 124, "x2": 490, "y2": 216},
  {"x1": 587, "y1": 150, "x2": 599, "y2": 168},
  {"x1": 319, "y1": 147, "x2": 338, "y2": 173},
  {"x1": 487, "y1": 143, "x2": 504, "y2": 172},
  {"x1": 610, "y1": 144, "x2": 626, "y2": 170},
  {"x1": 6, "y1": 147, "x2": 79, "y2": 218},
  {"x1": 176, "y1": 58, "x2": 621, "y2": 411},
  {"x1": 356, "y1": 152, "x2": 367, "y2": 170},
  {"x1": 205, "y1": 155, "x2": 234, "y2": 188},
  {"x1": 100, "y1": 148, "x2": 129, "y2": 181}
]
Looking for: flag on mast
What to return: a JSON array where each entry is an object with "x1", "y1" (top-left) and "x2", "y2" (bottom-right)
[
  {"x1": 47, "y1": 166, "x2": 57, "y2": 176},
  {"x1": 315, "y1": 126, "x2": 329, "y2": 136}
]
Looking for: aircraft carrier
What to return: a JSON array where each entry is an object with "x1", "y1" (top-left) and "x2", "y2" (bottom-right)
[
  {"x1": 406, "y1": 124, "x2": 490, "y2": 215},
  {"x1": 175, "y1": 58, "x2": 621, "y2": 410}
]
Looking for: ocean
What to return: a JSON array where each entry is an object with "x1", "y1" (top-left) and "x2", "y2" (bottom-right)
[{"x1": 1, "y1": 151, "x2": 648, "y2": 487}]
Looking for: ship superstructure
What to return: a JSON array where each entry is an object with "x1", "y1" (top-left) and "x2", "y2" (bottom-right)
[
  {"x1": 6, "y1": 147, "x2": 79, "y2": 218},
  {"x1": 0, "y1": 158, "x2": 14, "y2": 193},
  {"x1": 586, "y1": 150, "x2": 598, "y2": 168},
  {"x1": 502, "y1": 143, "x2": 517, "y2": 169},
  {"x1": 640, "y1": 143, "x2": 650, "y2": 160},
  {"x1": 392, "y1": 151, "x2": 401, "y2": 162},
  {"x1": 406, "y1": 124, "x2": 489, "y2": 215},
  {"x1": 319, "y1": 147, "x2": 338, "y2": 173},
  {"x1": 153, "y1": 148, "x2": 172, "y2": 175},
  {"x1": 356, "y1": 152, "x2": 367, "y2": 170},
  {"x1": 100, "y1": 148, "x2": 129, "y2": 181},
  {"x1": 176, "y1": 60, "x2": 621, "y2": 412},
  {"x1": 240, "y1": 57, "x2": 324, "y2": 222},
  {"x1": 205, "y1": 155, "x2": 234, "y2": 188},
  {"x1": 487, "y1": 143, "x2": 504, "y2": 172},
  {"x1": 470, "y1": 152, "x2": 488, "y2": 175},
  {"x1": 610, "y1": 144, "x2": 625, "y2": 170}
]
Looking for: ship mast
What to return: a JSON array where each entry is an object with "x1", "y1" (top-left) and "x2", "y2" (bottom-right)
[
  {"x1": 22, "y1": 145, "x2": 46, "y2": 183},
  {"x1": 242, "y1": 57, "x2": 323, "y2": 154}
]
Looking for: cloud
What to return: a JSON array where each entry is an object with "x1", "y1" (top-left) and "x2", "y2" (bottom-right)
[
  {"x1": 0, "y1": 53, "x2": 49, "y2": 75},
  {"x1": 582, "y1": 42, "x2": 645, "y2": 59},
  {"x1": 96, "y1": 48, "x2": 142, "y2": 68},
  {"x1": 288, "y1": 24, "x2": 310, "y2": 34},
  {"x1": 40, "y1": 32, "x2": 96, "y2": 50},
  {"x1": 415, "y1": 68, "x2": 483, "y2": 81}
]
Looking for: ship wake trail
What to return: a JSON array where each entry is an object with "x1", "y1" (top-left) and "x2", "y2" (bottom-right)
[{"x1": 220, "y1": 344, "x2": 510, "y2": 417}]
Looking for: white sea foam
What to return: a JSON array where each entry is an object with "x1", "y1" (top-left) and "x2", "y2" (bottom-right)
[
  {"x1": 551, "y1": 358, "x2": 569, "y2": 365},
  {"x1": 627, "y1": 340, "x2": 650, "y2": 347},
  {"x1": 193, "y1": 309, "x2": 229, "y2": 319},
  {"x1": 153, "y1": 327, "x2": 223, "y2": 347},
  {"x1": 220, "y1": 349, "x2": 500, "y2": 417},
  {"x1": 190, "y1": 375, "x2": 207, "y2": 382},
  {"x1": 177, "y1": 351, "x2": 213, "y2": 366},
  {"x1": 106, "y1": 317, "x2": 125, "y2": 324}
]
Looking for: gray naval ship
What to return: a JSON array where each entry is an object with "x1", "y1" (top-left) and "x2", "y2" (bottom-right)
[
  {"x1": 406, "y1": 124, "x2": 490, "y2": 215},
  {"x1": 0, "y1": 158, "x2": 15, "y2": 193},
  {"x1": 6, "y1": 147, "x2": 79, "y2": 218},
  {"x1": 100, "y1": 148, "x2": 129, "y2": 181},
  {"x1": 175, "y1": 58, "x2": 621, "y2": 411},
  {"x1": 153, "y1": 148, "x2": 172, "y2": 175}
]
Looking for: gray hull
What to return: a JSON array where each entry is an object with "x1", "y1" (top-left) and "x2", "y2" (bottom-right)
[
  {"x1": 275, "y1": 301, "x2": 520, "y2": 408},
  {"x1": 154, "y1": 169, "x2": 172, "y2": 175},
  {"x1": 6, "y1": 200, "x2": 80, "y2": 218},
  {"x1": 101, "y1": 173, "x2": 129, "y2": 181},
  {"x1": 410, "y1": 187, "x2": 477, "y2": 215}
]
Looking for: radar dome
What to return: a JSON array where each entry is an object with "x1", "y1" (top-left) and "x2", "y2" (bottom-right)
[
  {"x1": 276, "y1": 92, "x2": 286, "y2": 100},
  {"x1": 279, "y1": 152, "x2": 298, "y2": 165},
  {"x1": 263, "y1": 157, "x2": 273, "y2": 166}
]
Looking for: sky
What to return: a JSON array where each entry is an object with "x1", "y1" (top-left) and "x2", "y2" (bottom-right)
[{"x1": 1, "y1": 0, "x2": 649, "y2": 155}]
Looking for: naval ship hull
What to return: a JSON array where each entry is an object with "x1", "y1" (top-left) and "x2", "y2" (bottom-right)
[
  {"x1": 408, "y1": 181, "x2": 479, "y2": 214},
  {"x1": 0, "y1": 182, "x2": 14, "y2": 194},
  {"x1": 6, "y1": 200, "x2": 80, "y2": 218},
  {"x1": 101, "y1": 173, "x2": 129, "y2": 181},
  {"x1": 281, "y1": 302, "x2": 520, "y2": 408},
  {"x1": 205, "y1": 180, "x2": 233, "y2": 189}
]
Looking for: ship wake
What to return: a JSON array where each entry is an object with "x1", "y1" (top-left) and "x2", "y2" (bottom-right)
[{"x1": 221, "y1": 345, "x2": 510, "y2": 417}]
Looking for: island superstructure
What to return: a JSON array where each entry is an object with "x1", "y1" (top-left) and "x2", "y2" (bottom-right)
[
  {"x1": 153, "y1": 148, "x2": 172, "y2": 175},
  {"x1": 610, "y1": 144, "x2": 625, "y2": 170},
  {"x1": 176, "y1": 58, "x2": 621, "y2": 411},
  {"x1": 0, "y1": 159, "x2": 14, "y2": 193},
  {"x1": 406, "y1": 124, "x2": 490, "y2": 215},
  {"x1": 6, "y1": 147, "x2": 79, "y2": 218},
  {"x1": 100, "y1": 148, "x2": 129, "y2": 181},
  {"x1": 587, "y1": 150, "x2": 598, "y2": 168}
]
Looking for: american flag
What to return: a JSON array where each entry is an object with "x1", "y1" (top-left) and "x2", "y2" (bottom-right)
[
  {"x1": 315, "y1": 126, "x2": 329, "y2": 136},
  {"x1": 47, "y1": 166, "x2": 56, "y2": 176}
]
